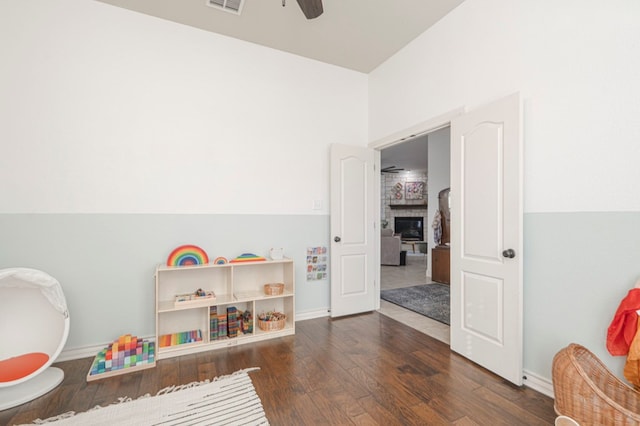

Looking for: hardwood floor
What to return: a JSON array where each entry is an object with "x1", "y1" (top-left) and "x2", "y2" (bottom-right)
[
  {"x1": 379, "y1": 253, "x2": 451, "y2": 344},
  {"x1": 1, "y1": 313, "x2": 556, "y2": 425}
]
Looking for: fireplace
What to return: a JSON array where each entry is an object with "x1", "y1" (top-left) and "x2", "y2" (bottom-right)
[{"x1": 394, "y1": 216, "x2": 424, "y2": 241}]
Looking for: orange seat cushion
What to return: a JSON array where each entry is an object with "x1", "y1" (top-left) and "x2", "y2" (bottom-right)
[{"x1": 0, "y1": 352, "x2": 50, "y2": 383}]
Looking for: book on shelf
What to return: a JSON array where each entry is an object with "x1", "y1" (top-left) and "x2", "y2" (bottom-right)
[
  {"x1": 210, "y1": 306, "x2": 218, "y2": 340},
  {"x1": 227, "y1": 306, "x2": 238, "y2": 338},
  {"x1": 218, "y1": 313, "x2": 227, "y2": 338}
]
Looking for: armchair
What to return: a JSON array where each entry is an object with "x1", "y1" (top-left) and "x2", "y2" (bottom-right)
[{"x1": 381, "y1": 229, "x2": 402, "y2": 266}]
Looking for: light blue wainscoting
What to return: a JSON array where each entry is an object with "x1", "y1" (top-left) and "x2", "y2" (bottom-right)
[
  {"x1": 524, "y1": 211, "x2": 640, "y2": 383},
  {"x1": 0, "y1": 214, "x2": 330, "y2": 350}
]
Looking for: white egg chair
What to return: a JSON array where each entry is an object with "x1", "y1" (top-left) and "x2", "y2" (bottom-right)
[{"x1": 0, "y1": 268, "x2": 70, "y2": 410}]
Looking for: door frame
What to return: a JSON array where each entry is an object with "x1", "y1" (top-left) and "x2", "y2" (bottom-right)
[
  {"x1": 369, "y1": 107, "x2": 465, "y2": 298},
  {"x1": 368, "y1": 107, "x2": 460, "y2": 326},
  {"x1": 369, "y1": 108, "x2": 464, "y2": 150}
]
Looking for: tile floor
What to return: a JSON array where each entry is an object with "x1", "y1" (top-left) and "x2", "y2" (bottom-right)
[{"x1": 378, "y1": 253, "x2": 451, "y2": 345}]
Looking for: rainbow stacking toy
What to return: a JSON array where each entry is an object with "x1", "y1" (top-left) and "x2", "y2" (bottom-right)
[
  {"x1": 86, "y1": 334, "x2": 156, "y2": 382},
  {"x1": 229, "y1": 253, "x2": 266, "y2": 263},
  {"x1": 166, "y1": 245, "x2": 209, "y2": 266},
  {"x1": 158, "y1": 330, "x2": 202, "y2": 347}
]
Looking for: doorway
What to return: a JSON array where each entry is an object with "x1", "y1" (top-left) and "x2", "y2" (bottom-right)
[
  {"x1": 371, "y1": 94, "x2": 524, "y2": 385},
  {"x1": 378, "y1": 126, "x2": 451, "y2": 345}
]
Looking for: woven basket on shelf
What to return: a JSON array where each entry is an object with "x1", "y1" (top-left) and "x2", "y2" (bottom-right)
[
  {"x1": 263, "y1": 283, "x2": 284, "y2": 296},
  {"x1": 552, "y1": 343, "x2": 640, "y2": 426},
  {"x1": 257, "y1": 313, "x2": 286, "y2": 331}
]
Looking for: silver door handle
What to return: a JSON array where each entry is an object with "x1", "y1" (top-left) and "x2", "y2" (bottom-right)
[
  {"x1": 502, "y1": 249, "x2": 516, "y2": 258},
  {"x1": 334, "y1": 236, "x2": 341, "y2": 242}
]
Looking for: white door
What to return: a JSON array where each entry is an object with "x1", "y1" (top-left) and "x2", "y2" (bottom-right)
[
  {"x1": 330, "y1": 144, "x2": 379, "y2": 317},
  {"x1": 450, "y1": 93, "x2": 523, "y2": 385}
]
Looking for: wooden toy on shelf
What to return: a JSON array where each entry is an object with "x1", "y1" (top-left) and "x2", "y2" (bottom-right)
[
  {"x1": 174, "y1": 288, "x2": 216, "y2": 308},
  {"x1": 166, "y1": 245, "x2": 209, "y2": 266},
  {"x1": 229, "y1": 253, "x2": 266, "y2": 263}
]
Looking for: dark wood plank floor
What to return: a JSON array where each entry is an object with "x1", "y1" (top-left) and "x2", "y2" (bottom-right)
[{"x1": 1, "y1": 312, "x2": 556, "y2": 425}]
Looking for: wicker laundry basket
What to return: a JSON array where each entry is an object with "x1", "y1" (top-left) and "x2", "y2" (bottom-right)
[{"x1": 552, "y1": 343, "x2": 640, "y2": 425}]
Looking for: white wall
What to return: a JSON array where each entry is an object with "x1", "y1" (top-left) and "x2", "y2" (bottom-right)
[
  {"x1": 369, "y1": 0, "x2": 640, "y2": 389},
  {"x1": 370, "y1": 0, "x2": 640, "y2": 214},
  {"x1": 0, "y1": 0, "x2": 368, "y2": 215},
  {"x1": 426, "y1": 127, "x2": 450, "y2": 277},
  {"x1": 0, "y1": 0, "x2": 368, "y2": 351}
]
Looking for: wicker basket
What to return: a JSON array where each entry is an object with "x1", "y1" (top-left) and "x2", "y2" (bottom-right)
[
  {"x1": 552, "y1": 343, "x2": 640, "y2": 425},
  {"x1": 257, "y1": 313, "x2": 286, "y2": 331},
  {"x1": 263, "y1": 283, "x2": 284, "y2": 296}
]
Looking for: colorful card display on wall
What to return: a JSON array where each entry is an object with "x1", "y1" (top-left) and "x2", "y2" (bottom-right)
[{"x1": 306, "y1": 246, "x2": 328, "y2": 281}]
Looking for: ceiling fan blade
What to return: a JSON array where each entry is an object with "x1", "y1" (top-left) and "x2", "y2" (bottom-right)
[
  {"x1": 381, "y1": 166, "x2": 404, "y2": 173},
  {"x1": 296, "y1": 0, "x2": 323, "y2": 19}
]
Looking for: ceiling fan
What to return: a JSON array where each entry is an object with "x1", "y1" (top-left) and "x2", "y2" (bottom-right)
[
  {"x1": 283, "y1": 0, "x2": 323, "y2": 19},
  {"x1": 381, "y1": 166, "x2": 405, "y2": 174}
]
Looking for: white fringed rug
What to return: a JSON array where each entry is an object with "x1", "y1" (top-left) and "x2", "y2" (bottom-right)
[{"x1": 23, "y1": 368, "x2": 268, "y2": 426}]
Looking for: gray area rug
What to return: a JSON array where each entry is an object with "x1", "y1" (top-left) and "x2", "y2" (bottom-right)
[{"x1": 381, "y1": 283, "x2": 450, "y2": 325}]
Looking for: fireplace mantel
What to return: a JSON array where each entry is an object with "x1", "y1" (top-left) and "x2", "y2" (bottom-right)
[{"x1": 389, "y1": 202, "x2": 427, "y2": 209}]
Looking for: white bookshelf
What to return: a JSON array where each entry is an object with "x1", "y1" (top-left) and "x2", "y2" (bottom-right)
[{"x1": 155, "y1": 258, "x2": 295, "y2": 359}]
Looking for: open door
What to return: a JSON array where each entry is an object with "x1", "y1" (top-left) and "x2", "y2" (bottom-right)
[
  {"x1": 450, "y1": 93, "x2": 523, "y2": 385},
  {"x1": 330, "y1": 144, "x2": 379, "y2": 317}
]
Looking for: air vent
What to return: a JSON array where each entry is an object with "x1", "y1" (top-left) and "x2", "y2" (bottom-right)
[{"x1": 206, "y1": 0, "x2": 244, "y2": 15}]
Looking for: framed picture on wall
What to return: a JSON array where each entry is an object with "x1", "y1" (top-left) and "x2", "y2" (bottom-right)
[
  {"x1": 392, "y1": 182, "x2": 403, "y2": 200},
  {"x1": 405, "y1": 181, "x2": 425, "y2": 200}
]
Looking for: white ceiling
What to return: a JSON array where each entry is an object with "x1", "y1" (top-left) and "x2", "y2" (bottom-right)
[
  {"x1": 381, "y1": 135, "x2": 429, "y2": 173},
  {"x1": 96, "y1": 0, "x2": 465, "y2": 73}
]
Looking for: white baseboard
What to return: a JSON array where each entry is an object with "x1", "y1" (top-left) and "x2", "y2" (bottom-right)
[
  {"x1": 57, "y1": 344, "x2": 104, "y2": 362},
  {"x1": 295, "y1": 309, "x2": 330, "y2": 321},
  {"x1": 57, "y1": 334, "x2": 155, "y2": 362},
  {"x1": 523, "y1": 369, "x2": 554, "y2": 398}
]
